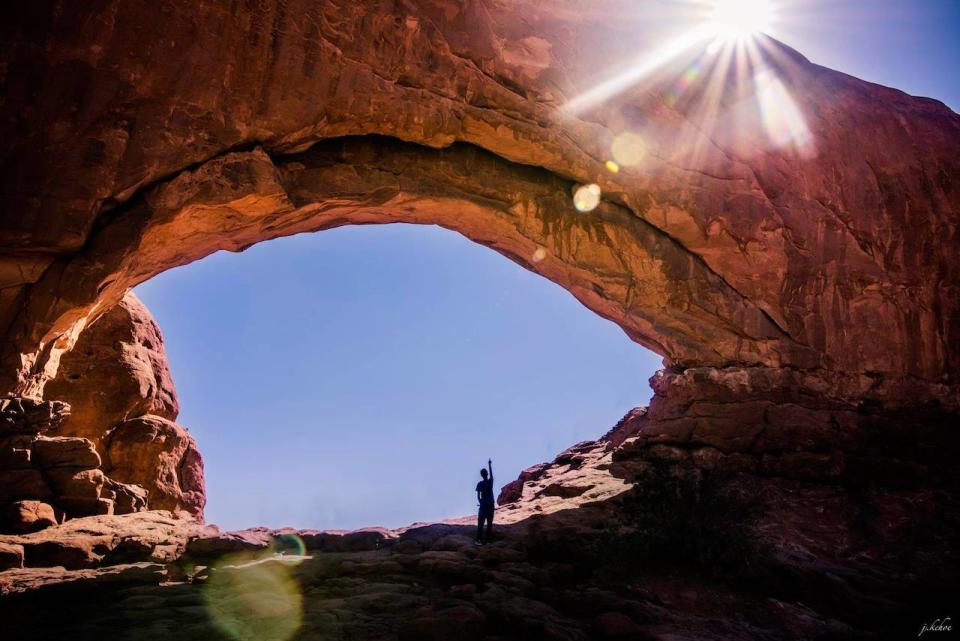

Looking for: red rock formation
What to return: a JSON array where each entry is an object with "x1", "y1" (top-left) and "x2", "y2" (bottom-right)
[
  {"x1": 0, "y1": 511, "x2": 206, "y2": 573},
  {"x1": 44, "y1": 292, "x2": 178, "y2": 445},
  {"x1": 0, "y1": 0, "x2": 957, "y2": 404},
  {"x1": 0, "y1": 397, "x2": 151, "y2": 531},
  {"x1": 0, "y1": 2, "x2": 958, "y2": 636},
  {"x1": 37, "y1": 291, "x2": 204, "y2": 519},
  {"x1": 104, "y1": 416, "x2": 205, "y2": 519}
]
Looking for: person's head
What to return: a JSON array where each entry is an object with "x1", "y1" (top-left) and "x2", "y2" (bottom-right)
[{"x1": 480, "y1": 468, "x2": 488, "y2": 479}]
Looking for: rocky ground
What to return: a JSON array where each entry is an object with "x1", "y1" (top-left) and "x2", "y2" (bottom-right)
[
  {"x1": 2, "y1": 406, "x2": 957, "y2": 641},
  {"x1": 0, "y1": 511, "x2": 869, "y2": 641}
]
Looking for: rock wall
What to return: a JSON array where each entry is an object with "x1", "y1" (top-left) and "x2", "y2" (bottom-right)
[
  {"x1": 0, "y1": 398, "x2": 149, "y2": 533},
  {"x1": 44, "y1": 292, "x2": 179, "y2": 444},
  {"x1": 1, "y1": 293, "x2": 204, "y2": 525}
]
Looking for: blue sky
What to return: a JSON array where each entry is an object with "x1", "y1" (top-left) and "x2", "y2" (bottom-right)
[
  {"x1": 137, "y1": 226, "x2": 662, "y2": 529},
  {"x1": 135, "y1": 0, "x2": 959, "y2": 530},
  {"x1": 776, "y1": 0, "x2": 960, "y2": 110}
]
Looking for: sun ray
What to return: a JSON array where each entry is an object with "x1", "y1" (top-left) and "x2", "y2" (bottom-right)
[
  {"x1": 563, "y1": 23, "x2": 716, "y2": 115},
  {"x1": 564, "y1": 0, "x2": 815, "y2": 171}
]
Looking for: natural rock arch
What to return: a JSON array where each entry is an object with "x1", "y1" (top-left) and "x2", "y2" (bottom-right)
[
  {"x1": 2, "y1": 0, "x2": 958, "y2": 405},
  {"x1": 1, "y1": 3, "x2": 960, "y2": 636},
  {"x1": 5, "y1": 136, "x2": 804, "y2": 398}
]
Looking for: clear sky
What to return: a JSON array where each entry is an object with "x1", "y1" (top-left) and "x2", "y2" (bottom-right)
[
  {"x1": 774, "y1": 0, "x2": 960, "y2": 111},
  {"x1": 136, "y1": 226, "x2": 662, "y2": 530},
  {"x1": 135, "y1": 0, "x2": 959, "y2": 531}
]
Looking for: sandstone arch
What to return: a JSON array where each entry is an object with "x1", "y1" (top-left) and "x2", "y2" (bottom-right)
[
  {"x1": 0, "y1": 0, "x2": 957, "y2": 525},
  {"x1": 2, "y1": 0, "x2": 958, "y2": 406},
  {"x1": 0, "y1": 2, "x2": 960, "y2": 402},
  {"x1": 4, "y1": 135, "x2": 808, "y2": 399},
  {"x1": 2, "y1": 3, "x2": 960, "y2": 634},
  {"x1": 0, "y1": 0, "x2": 956, "y2": 504}
]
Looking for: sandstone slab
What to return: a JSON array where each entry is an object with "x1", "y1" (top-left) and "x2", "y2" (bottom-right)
[{"x1": 32, "y1": 436, "x2": 101, "y2": 469}]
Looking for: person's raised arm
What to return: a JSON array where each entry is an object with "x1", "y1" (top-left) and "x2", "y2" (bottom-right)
[{"x1": 488, "y1": 458, "x2": 493, "y2": 482}]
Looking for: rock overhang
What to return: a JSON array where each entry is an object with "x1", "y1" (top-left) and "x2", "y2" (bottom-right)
[{"x1": 1, "y1": 0, "x2": 958, "y2": 400}]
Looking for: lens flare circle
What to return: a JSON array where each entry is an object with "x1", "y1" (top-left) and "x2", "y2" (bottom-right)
[
  {"x1": 205, "y1": 555, "x2": 304, "y2": 641},
  {"x1": 610, "y1": 133, "x2": 645, "y2": 167},
  {"x1": 573, "y1": 183, "x2": 601, "y2": 212},
  {"x1": 708, "y1": 0, "x2": 775, "y2": 41},
  {"x1": 272, "y1": 533, "x2": 307, "y2": 557}
]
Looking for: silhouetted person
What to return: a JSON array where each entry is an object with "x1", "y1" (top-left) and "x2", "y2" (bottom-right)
[{"x1": 476, "y1": 458, "x2": 494, "y2": 544}]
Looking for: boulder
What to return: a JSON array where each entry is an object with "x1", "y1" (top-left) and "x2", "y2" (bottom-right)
[
  {"x1": 498, "y1": 463, "x2": 550, "y2": 505},
  {"x1": 45, "y1": 468, "x2": 105, "y2": 502},
  {"x1": 103, "y1": 479, "x2": 149, "y2": 516},
  {"x1": 497, "y1": 480, "x2": 524, "y2": 505},
  {"x1": 104, "y1": 415, "x2": 205, "y2": 518},
  {"x1": 44, "y1": 292, "x2": 179, "y2": 446},
  {"x1": 0, "y1": 501, "x2": 58, "y2": 534}
]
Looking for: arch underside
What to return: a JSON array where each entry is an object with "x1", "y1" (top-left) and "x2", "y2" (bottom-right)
[{"x1": 4, "y1": 136, "x2": 803, "y2": 397}]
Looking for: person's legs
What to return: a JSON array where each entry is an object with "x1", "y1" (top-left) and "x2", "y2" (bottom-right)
[
  {"x1": 476, "y1": 509, "x2": 484, "y2": 542},
  {"x1": 479, "y1": 504, "x2": 494, "y2": 543}
]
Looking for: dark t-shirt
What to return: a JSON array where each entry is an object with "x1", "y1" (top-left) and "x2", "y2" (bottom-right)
[{"x1": 476, "y1": 478, "x2": 495, "y2": 506}]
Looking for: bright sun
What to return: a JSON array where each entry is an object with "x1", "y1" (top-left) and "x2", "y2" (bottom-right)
[{"x1": 708, "y1": 0, "x2": 775, "y2": 42}]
